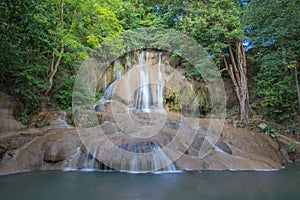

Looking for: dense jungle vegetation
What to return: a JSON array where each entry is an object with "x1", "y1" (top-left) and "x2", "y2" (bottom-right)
[{"x1": 0, "y1": 0, "x2": 299, "y2": 125}]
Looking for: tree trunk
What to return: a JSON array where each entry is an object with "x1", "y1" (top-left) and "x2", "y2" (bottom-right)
[
  {"x1": 44, "y1": 0, "x2": 70, "y2": 95},
  {"x1": 237, "y1": 40, "x2": 249, "y2": 122},
  {"x1": 295, "y1": 62, "x2": 300, "y2": 108},
  {"x1": 225, "y1": 40, "x2": 250, "y2": 122},
  {"x1": 44, "y1": 45, "x2": 64, "y2": 95}
]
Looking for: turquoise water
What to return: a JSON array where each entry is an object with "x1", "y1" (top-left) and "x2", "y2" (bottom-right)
[{"x1": 0, "y1": 165, "x2": 299, "y2": 200}]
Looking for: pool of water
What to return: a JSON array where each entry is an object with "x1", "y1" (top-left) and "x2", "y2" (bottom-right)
[{"x1": 1, "y1": 164, "x2": 299, "y2": 200}]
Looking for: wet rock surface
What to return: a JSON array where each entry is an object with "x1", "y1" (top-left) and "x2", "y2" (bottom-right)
[{"x1": 0, "y1": 102, "x2": 293, "y2": 175}]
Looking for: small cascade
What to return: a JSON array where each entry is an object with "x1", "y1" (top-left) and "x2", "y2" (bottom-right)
[
  {"x1": 82, "y1": 148, "x2": 101, "y2": 170},
  {"x1": 103, "y1": 71, "x2": 107, "y2": 90},
  {"x1": 127, "y1": 146, "x2": 176, "y2": 172},
  {"x1": 65, "y1": 147, "x2": 81, "y2": 170},
  {"x1": 152, "y1": 146, "x2": 176, "y2": 171},
  {"x1": 95, "y1": 78, "x2": 117, "y2": 107},
  {"x1": 114, "y1": 60, "x2": 122, "y2": 80},
  {"x1": 58, "y1": 112, "x2": 72, "y2": 128},
  {"x1": 73, "y1": 148, "x2": 108, "y2": 171},
  {"x1": 115, "y1": 69, "x2": 122, "y2": 80},
  {"x1": 126, "y1": 70, "x2": 133, "y2": 111},
  {"x1": 8, "y1": 137, "x2": 40, "y2": 163},
  {"x1": 90, "y1": 144, "x2": 100, "y2": 168},
  {"x1": 103, "y1": 81, "x2": 117, "y2": 100},
  {"x1": 83, "y1": 151, "x2": 92, "y2": 169},
  {"x1": 95, "y1": 63, "x2": 122, "y2": 106},
  {"x1": 129, "y1": 154, "x2": 139, "y2": 172},
  {"x1": 117, "y1": 141, "x2": 176, "y2": 172}
]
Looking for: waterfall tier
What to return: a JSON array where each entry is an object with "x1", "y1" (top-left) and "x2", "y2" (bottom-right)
[{"x1": 97, "y1": 51, "x2": 166, "y2": 113}]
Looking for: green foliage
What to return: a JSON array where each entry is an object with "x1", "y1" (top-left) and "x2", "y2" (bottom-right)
[
  {"x1": 0, "y1": 0, "x2": 51, "y2": 111},
  {"x1": 197, "y1": 86, "x2": 211, "y2": 115},
  {"x1": 155, "y1": 0, "x2": 244, "y2": 65},
  {"x1": 53, "y1": 73, "x2": 75, "y2": 110},
  {"x1": 179, "y1": 90, "x2": 200, "y2": 116},
  {"x1": 183, "y1": 66, "x2": 203, "y2": 81},
  {"x1": 273, "y1": 132, "x2": 280, "y2": 140},
  {"x1": 164, "y1": 89, "x2": 181, "y2": 112},
  {"x1": 16, "y1": 108, "x2": 29, "y2": 125},
  {"x1": 287, "y1": 141, "x2": 297, "y2": 153},
  {"x1": 245, "y1": 0, "x2": 300, "y2": 122},
  {"x1": 1, "y1": 0, "x2": 298, "y2": 125},
  {"x1": 164, "y1": 84, "x2": 210, "y2": 116},
  {"x1": 265, "y1": 124, "x2": 273, "y2": 133},
  {"x1": 0, "y1": 0, "x2": 151, "y2": 114},
  {"x1": 113, "y1": 64, "x2": 124, "y2": 76}
]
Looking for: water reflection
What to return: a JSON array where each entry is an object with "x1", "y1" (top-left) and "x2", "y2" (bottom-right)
[{"x1": 0, "y1": 164, "x2": 299, "y2": 200}]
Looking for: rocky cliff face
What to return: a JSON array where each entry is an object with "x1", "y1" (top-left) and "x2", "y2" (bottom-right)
[{"x1": 98, "y1": 50, "x2": 239, "y2": 111}]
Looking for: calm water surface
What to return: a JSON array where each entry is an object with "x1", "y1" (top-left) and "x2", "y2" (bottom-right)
[{"x1": 0, "y1": 164, "x2": 299, "y2": 200}]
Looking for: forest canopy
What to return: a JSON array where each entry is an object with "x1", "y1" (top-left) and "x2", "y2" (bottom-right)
[{"x1": 0, "y1": 0, "x2": 299, "y2": 124}]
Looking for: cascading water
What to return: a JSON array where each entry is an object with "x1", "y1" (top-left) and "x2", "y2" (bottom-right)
[
  {"x1": 103, "y1": 81, "x2": 117, "y2": 100},
  {"x1": 65, "y1": 147, "x2": 81, "y2": 170},
  {"x1": 117, "y1": 141, "x2": 176, "y2": 172},
  {"x1": 135, "y1": 51, "x2": 152, "y2": 112},
  {"x1": 90, "y1": 144, "x2": 100, "y2": 169},
  {"x1": 151, "y1": 146, "x2": 176, "y2": 171},
  {"x1": 126, "y1": 55, "x2": 133, "y2": 110},
  {"x1": 83, "y1": 151, "x2": 92, "y2": 169},
  {"x1": 115, "y1": 69, "x2": 122, "y2": 80},
  {"x1": 103, "y1": 71, "x2": 107, "y2": 90},
  {"x1": 96, "y1": 51, "x2": 165, "y2": 113},
  {"x1": 58, "y1": 112, "x2": 72, "y2": 128},
  {"x1": 157, "y1": 52, "x2": 164, "y2": 110},
  {"x1": 91, "y1": 51, "x2": 174, "y2": 172}
]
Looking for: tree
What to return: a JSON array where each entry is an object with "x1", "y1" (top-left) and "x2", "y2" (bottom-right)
[
  {"x1": 152, "y1": 0, "x2": 250, "y2": 121},
  {"x1": 42, "y1": 0, "x2": 151, "y2": 96},
  {"x1": 0, "y1": 0, "x2": 53, "y2": 110},
  {"x1": 0, "y1": 0, "x2": 155, "y2": 114},
  {"x1": 244, "y1": 0, "x2": 300, "y2": 121}
]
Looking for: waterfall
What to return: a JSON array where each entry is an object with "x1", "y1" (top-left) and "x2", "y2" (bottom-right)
[
  {"x1": 95, "y1": 51, "x2": 166, "y2": 113},
  {"x1": 135, "y1": 51, "x2": 151, "y2": 112},
  {"x1": 126, "y1": 70, "x2": 133, "y2": 111},
  {"x1": 126, "y1": 55, "x2": 132, "y2": 110},
  {"x1": 157, "y1": 52, "x2": 164, "y2": 110}
]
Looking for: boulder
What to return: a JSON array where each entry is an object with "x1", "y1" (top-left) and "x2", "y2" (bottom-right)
[
  {"x1": 42, "y1": 141, "x2": 67, "y2": 162},
  {"x1": 0, "y1": 128, "x2": 81, "y2": 174},
  {"x1": 0, "y1": 92, "x2": 25, "y2": 132}
]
